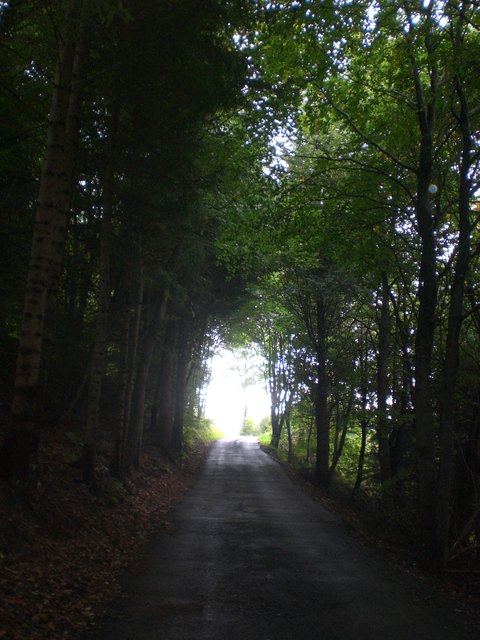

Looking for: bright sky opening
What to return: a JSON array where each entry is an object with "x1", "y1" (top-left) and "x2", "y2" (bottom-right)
[{"x1": 204, "y1": 348, "x2": 270, "y2": 438}]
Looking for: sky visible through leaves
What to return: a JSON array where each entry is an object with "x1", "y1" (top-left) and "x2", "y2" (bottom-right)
[{"x1": 205, "y1": 349, "x2": 270, "y2": 436}]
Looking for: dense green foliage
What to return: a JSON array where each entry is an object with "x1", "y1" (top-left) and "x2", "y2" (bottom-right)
[{"x1": 220, "y1": 0, "x2": 480, "y2": 568}]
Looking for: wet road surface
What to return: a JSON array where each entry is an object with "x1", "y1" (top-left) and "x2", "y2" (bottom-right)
[{"x1": 88, "y1": 437, "x2": 479, "y2": 639}]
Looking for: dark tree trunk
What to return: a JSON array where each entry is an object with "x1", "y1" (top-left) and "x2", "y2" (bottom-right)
[
  {"x1": 125, "y1": 287, "x2": 170, "y2": 471},
  {"x1": 436, "y1": 76, "x2": 472, "y2": 565},
  {"x1": 414, "y1": 153, "x2": 438, "y2": 559},
  {"x1": 150, "y1": 318, "x2": 178, "y2": 453},
  {"x1": 285, "y1": 409, "x2": 293, "y2": 463},
  {"x1": 1, "y1": 2, "x2": 87, "y2": 486},
  {"x1": 112, "y1": 259, "x2": 143, "y2": 476},
  {"x1": 82, "y1": 114, "x2": 116, "y2": 489},
  {"x1": 305, "y1": 414, "x2": 314, "y2": 465},
  {"x1": 389, "y1": 287, "x2": 415, "y2": 491},
  {"x1": 353, "y1": 330, "x2": 369, "y2": 501},
  {"x1": 267, "y1": 329, "x2": 284, "y2": 449},
  {"x1": 405, "y1": 27, "x2": 439, "y2": 559},
  {"x1": 330, "y1": 392, "x2": 354, "y2": 476},
  {"x1": 376, "y1": 274, "x2": 392, "y2": 494},
  {"x1": 314, "y1": 297, "x2": 329, "y2": 488},
  {"x1": 270, "y1": 410, "x2": 282, "y2": 449},
  {"x1": 171, "y1": 328, "x2": 191, "y2": 456}
]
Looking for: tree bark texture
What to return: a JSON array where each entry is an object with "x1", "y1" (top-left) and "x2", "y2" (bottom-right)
[
  {"x1": 170, "y1": 331, "x2": 192, "y2": 456},
  {"x1": 125, "y1": 286, "x2": 170, "y2": 471},
  {"x1": 330, "y1": 392, "x2": 353, "y2": 476},
  {"x1": 353, "y1": 330, "x2": 369, "y2": 501},
  {"x1": 82, "y1": 114, "x2": 116, "y2": 488},
  {"x1": 267, "y1": 330, "x2": 283, "y2": 449},
  {"x1": 1, "y1": 2, "x2": 88, "y2": 484},
  {"x1": 436, "y1": 75, "x2": 473, "y2": 565},
  {"x1": 150, "y1": 318, "x2": 178, "y2": 453},
  {"x1": 407, "y1": 24, "x2": 439, "y2": 558},
  {"x1": 314, "y1": 296, "x2": 330, "y2": 488},
  {"x1": 376, "y1": 275, "x2": 393, "y2": 493}
]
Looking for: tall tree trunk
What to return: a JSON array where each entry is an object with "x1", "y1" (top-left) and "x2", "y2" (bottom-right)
[
  {"x1": 124, "y1": 268, "x2": 144, "y2": 448},
  {"x1": 413, "y1": 154, "x2": 438, "y2": 561},
  {"x1": 405, "y1": 20, "x2": 439, "y2": 558},
  {"x1": 171, "y1": 324, "x2": 192, "y2": 456},
  {"x1": 82, "y1": 114, "x2": 116, "y2": 488},
  {"x1": 111, "y1": 253, "x2": 137, "y2": 476},
  {"x1": 1, "y1": 2, "x2": 87, "y2": 485},
  {"x1": 125, "y1": 286, "x2": 170, "y2": 471},
  {"x1": 389, "y1": 287, "x2": 415, "y2": 492},
  {"x1": 315, "y1": 296, "x2": 329, "y2": 488},
  {"x1": 353, "y1": 329, "x2": 369, "y2": 501},
  {"x1": 305, "y1": 413, "x2": 314, "y2": 465},
  {"x1": 330, "y1": 391, "x2": 354, "y2": 476},
  {"x1": 285, "y1": 409, "x2": 293, "y2": 464},
  {"x1": 268, "y1": 330, "x2": 282, "y2": 449},
  {"x1": 270, "y1": 409, "x2": 282, "y2": 449},
  {"x1": 377, "y1": 274, "x2": 392, "y2": 494},
  {"x1": 436, "y1": 76, "x2": 472, "y2": 565},
  {"x1": 40, "y1": 10, "x2": 88, "y2": 409},
  {"x1": 150, "y1": 318, "x2": 178, "y2": 453}
]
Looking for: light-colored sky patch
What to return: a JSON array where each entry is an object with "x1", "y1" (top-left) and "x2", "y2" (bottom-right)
[{"x1": 204, "y1": 348, "x2": 270, "y2": 437}]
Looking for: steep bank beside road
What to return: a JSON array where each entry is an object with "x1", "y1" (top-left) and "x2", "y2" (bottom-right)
[{"x1": 0, "y1": 434, "x2": 209, "y2": 640}]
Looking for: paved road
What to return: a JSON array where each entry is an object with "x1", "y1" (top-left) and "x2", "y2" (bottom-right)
[{"x1": 88, "y1": 438, "x2": 479, "y2": 640}]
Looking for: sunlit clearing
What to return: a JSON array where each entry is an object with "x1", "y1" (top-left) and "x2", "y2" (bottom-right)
[{"x1": 204, "y1": 348, "x2": 270, "y2": 438}]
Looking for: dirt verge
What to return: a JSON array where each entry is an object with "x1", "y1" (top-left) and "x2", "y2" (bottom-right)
[{"x1": 0, "y1": 431, "x2": 210, "y2": 640}]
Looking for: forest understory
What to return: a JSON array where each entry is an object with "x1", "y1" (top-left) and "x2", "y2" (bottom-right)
[{"x1": 0, "y1": 428, "x2": 210, "y2": 640}]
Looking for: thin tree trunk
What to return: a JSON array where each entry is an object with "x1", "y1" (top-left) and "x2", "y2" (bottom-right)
[
  {"x1": 40, "y1": 9, "x2": 88, "y2": 407},
  {"x1": 377, "y1": 274, "x2": 392, "y2": 494},
  {"x1": 125, "y1": 286, "x2": 170, "y2": 471},
  {"x1": 125, "y1": 269, "x2": 144, "y2": 440},
  {"x1": 315, "y1": 296, "x2": 330, "y2": 488},
  {"x1": 436, "y1": 76, "x2": 472, "y2": 566},
  {"x1": 330, "y1": 391, "x2": 354, "y2": 476},
  {"x1": 353, "y1": 329, "x2": 369, "y2": 500},
  {"x1": 268, "y1": 331, "x2": 283, "y2": 449},
  {"x1": 150, "y1": 318, "x2": 178, "y2": 453},
  {"x1": 111, "y1": 253, "x2": 135, "y2": 475},
  {"x1": 285, "y1": 409, "x2": 293, "y2": 463},
  {"x1": 171, "y1": 323, "x2": 193, "y2": 456},
  {"x1": 414, "y1": 150, "x2": 438, "y2": 560},
  {"x1": 115, "y1": 265, "x2": 145, "y2": 473},
  {"x1": 82, "y1": 113, "x2": 116, "y2": 488},
  {"x1": 405, "y1": 22, "x2": 439, "y2": 558},
  {"x1": 305, "y1": 414, "x2": 314, "y2": 465}
]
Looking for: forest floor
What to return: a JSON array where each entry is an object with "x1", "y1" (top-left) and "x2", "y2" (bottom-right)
[{"x1": 0, "y1": 430, "x2": 210, "y2": 640}]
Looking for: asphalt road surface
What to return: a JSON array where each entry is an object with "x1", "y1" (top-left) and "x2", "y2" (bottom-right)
[{"x1": 88, "y1": 437, "x2": 479, "y2": 640}]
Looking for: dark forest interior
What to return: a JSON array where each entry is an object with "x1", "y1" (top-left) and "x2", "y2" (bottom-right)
[{"x1": 1, "y1": 1, "x2": 480, "y2": 637}]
